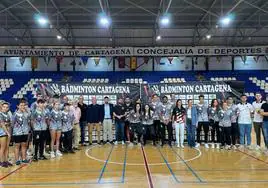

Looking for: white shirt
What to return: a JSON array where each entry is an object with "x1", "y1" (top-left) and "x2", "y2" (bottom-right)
[
  {"x1": 187, "y1": 108, "x2": 192, "y2": 119},
  {"x1": 237, "y1": 103, "x2": 254, "y2": 124},
  {"x1": 252, "y1": 101, "x2": 266, "y2": 123}
]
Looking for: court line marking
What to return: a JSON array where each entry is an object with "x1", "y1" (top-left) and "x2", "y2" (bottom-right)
[
  {"x1": 97, "y1": 145, "x2": 114, "y2": 183},
  {"x1": 238, "y1": 149, "x2": 268, "y2": 165},
  {"x1": 0, "y1": 164, "x2": 27, "y2": 181},
  {"x1": 171, "y1": 147, "x2": 204, "y2": 183},
  {"x1": 157, "y1": 147, "x2": 180, "y2": 183},
  {"x1": 85, "y1": 145, "x2": 202, "y2": 166},
  {"x1": 141, "y1": 146, "x2": 154, "y2": 188},
  {"x1": 121, "y1": 145, "x2": 128, "y2": 183},
  {"x1": 2, "y1": 180, "x2": 268, "y2": 186}
]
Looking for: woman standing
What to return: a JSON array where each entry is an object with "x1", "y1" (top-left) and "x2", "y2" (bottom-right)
[
  {"x1": 172, "y1": 99, "x2": 186, "y2": 148},
  {"x1": 208, "y1": 99, "x2": 220, "y2": 149},
  {"x1": 49, "y1": 101, "x2": 63, "y2": 158},
  {"x1": 0, "y1": 101, "x2": 13, "y2": 167},
  {"x1": 128, "y1": 103, "x2": 142, "y2": 146},
  {"x1": 218, "y1": 101, "x2": 233, "y2": 150},
  {"x1": 142, "y1": 104, "x2": 155, "y2": 146},
  {"x1": 0, "y1": 102, "x2": 11, "y2": 167}
]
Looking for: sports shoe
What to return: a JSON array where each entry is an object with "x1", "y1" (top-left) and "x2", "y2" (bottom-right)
[
  {"x1": 216, "y1": 144, "x2": 220, "y2": 149},
  {"x1": 6, "y1": 161, "x2": 13, "y2": 166},
  {"x1": 138, "y1": 143, "x2": 142, "y2": 147},
  {"x1": 56, "y1": 150, "x2": 63, "y2": 157},
  {"x1": 33, "y1": 156, "x2": 38, "y2": 162},
  {"x1": 50, "y1": 151, "x2": 56, "y2": 159},
  {"x1": 27, "y1": 149, "x2": 33, "y2": 157},
  {"x1": 204, "y1": 143, "x2": 209, "y2": 149},
  {"x1": 21, "y1": 159, "x2": 30, "y2": 164},
  {"x1": 181, "y1": 144, "x2": 184, "y2": 148},
  {"x1": 15, "y1": 160, "x2": 21, "y2": 165},
  {"x1": 39, "y1": 156, "x2": 48, "y2": 160},
  {"x1": 177, "y1": 144, "x2": 180, "y2": 148},
  {"x1": 232, "y1": 145, "x2": 237, "y2": 150},
  {"x1": 211, "y1": 143, "x2": 215, "y2": 149},
  {"x1": 128, "y1": 143, "x2": 134, "y2": 147},
  {"x1": 255, "y1": 145, "x2": 261, "y2": 150},
  {"x1": 195, "y1": 143, "x2": 200, "y2": 148},
  {"x1": 122, "y1": 141, "x2": 125, "y2": 145},
  {"x1": 114, "y1": 141, "x2": 118, "y2": 145},
  {"x1": 2, "y1": 162, "x2": 8, "y2": 168}
]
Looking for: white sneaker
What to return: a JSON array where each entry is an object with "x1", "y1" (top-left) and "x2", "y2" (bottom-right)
[
  {"x1": 216, "y1": 144, "x2": 220, "y2": 149},
  {"x1": 114, "y1": 141, "x2": 118, "y2": 145},
  {"x1": 211, "y1": 143, "x2": 215, "y2": 149},
  {"x1": 56, "y1": 150, "x2": 63, "y2": 157},
  {"x1": 195, "y1": 143, "x2": 200, "y2": 148},
  {"x1": 122, "y1": 141, "x2": 125, "y2": 145},
  {"x1": 204, "y1": 143, "x2": 209, "y2": 149},
  {"x1": 232, "y1": 145, "x2": 237, "y2": 150},
  {"x1": 27, "y1": 149, "x2": 33, "y2": 157},
  {"x1": 138, "y1": 143, "x2": 141, "y2": 147},
  {"x1": 181, "y1": 144, "x2": 184, "y2": 148},
  {"x1": 255, "y1": 145, "x2": 261, "y2": 150},
  {"x1": 129, "y1": 143, "x2": 134, "y2": 147},
  {"x1": 177, "y1": 144, "x2": 180, "y2": 148},
  {"x1": 50, "y1": 151, "x2": 56, "y2": 159}
]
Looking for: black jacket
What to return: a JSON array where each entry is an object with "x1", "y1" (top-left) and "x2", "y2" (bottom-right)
[{"x1": 86, "y1": 104, "x2": 102, "y2": 123}]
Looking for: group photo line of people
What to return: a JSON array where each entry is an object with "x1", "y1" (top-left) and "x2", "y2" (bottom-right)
[{"x1": 1, "y1": 92, "x2": 268, "y2": 168}]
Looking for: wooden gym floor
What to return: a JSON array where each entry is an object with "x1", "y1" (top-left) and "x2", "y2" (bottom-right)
[{"x1": 1, "y1": 142, "x2": 268, "y2": 188}]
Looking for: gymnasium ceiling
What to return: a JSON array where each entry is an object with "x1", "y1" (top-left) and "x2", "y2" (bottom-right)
[{"x1": 0, "y1": 0, "x2": 268, "y2": 47}]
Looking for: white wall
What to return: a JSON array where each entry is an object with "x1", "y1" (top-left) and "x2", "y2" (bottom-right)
[
  {"x1": 234, "y1": 56, "x2": 268, "y2": 70},
  {"x1": 208, "y1": 56, "x2": 232, "y2": 70},
  {"x1": 6, "y1": 57, "x2": 32, "y2": 71}
]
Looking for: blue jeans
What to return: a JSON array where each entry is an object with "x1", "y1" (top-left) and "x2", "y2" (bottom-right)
[
  {"x1": 115, "y1": 121, "x2": 125, "y2": 142},
  {"x1": 80, "y1": 121, "x2": 87, "y2": 144},
  {"x1": 186, "y1": 119, "x2": 196, "y2": 147},
  {"x1": 239, "y1": 124, "x2": 252, "y2": 145},
  {"x1": 263, "y1": 121, "x2": 268, "y2": 147}
]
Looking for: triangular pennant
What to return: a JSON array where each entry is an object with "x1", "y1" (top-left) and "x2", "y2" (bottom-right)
[
  {"x1": 79, "y1": 61, "x2": 82, "y2": 66},
  {"x1": 216, "y1": 56, "x2": 222, "y2": 63},
  {"x1": 167, "y1": 57, "x2": 173, "y2": 64},
  {"x1": 118, "y1": 57, "x2": 125, "y2": 68},
  {"x1": 240, "y1": 56, "x2": 247, "y2": 64},
  {"x1": 143, "y1": 57, "x2": 150, "y2": 64},
  {"x1": 81, "y1": 56, "x2": 89, "y2": 66},
  {"x1": 70, "y1": 59, "x2": 76, "y2": 66},
  {"x1": 56, "y1": 56, "x2": 63, "y2": 64},
  {"x1": 253, "y1": 56, "x2": 260, "y2": 63},
  {"x1": 93, "y1": 57, "x2": 100, "y2": 66},
  {"x1": 130, "y1": 57, "x2": 137, "y2": 70},
  {"x1": 43, "y1": 56, "x2": 51, "y2": 66},
  {"x1": 19, "y1": 56, "x2": 26, "y2": 66},
  {"x1": 178, "y1": 56, "x2": 186, "y2": 64},
  {"x1": 264, "y1": 55, "x2": 268, "y2": 63},
  {"x1": 192, "y1": 57, "x2": 198, "y2": 65},
  {"x1": 106, "y1": 57, "x2": 113, "y2": 65},
  {"x1": 155, "y1": 57, "x2": 161, "y2": 64},
  {"x1": 31, "y1": 57, "x2": 38, "y2": 69}
]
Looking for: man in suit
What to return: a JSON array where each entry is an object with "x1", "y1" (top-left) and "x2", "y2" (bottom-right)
[
  {"x1": 86, "y1": 97, "x2": 102, "y2": 145},
  {"x1": 100, "y1": 96, "x2": 114, "y2": 144}
]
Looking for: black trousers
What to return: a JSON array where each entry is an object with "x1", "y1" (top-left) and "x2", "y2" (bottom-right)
[
  {"x1": 197, "y1": 121, "x2": 209, "y2": 143},
  {"x1": 160, "y1": 122, "x2": 173, "y2": 145},
  {"x1": 129, "y1": 123, "x2": 143, "y2": 143},
  {"x1": 143, "y1": 124, "x2": 156, "y2": 145},
  {"x1": 62, "y1": 130, "x2": 73, "y2": 151},
  {"x1": 33, "y1": 130, "x2": 46, "y2": 157},
  {"x1": 209, "y1": 120, "x2": 220, "y2": 143},
  {"x1": 219, "y1": 126, "x2": 231, "y2": 146},
  {"x1": 231, "y1": 122, "x2": 239, "y2": 145},
  {"x1": 153, "y1": 120, "x2": 161, "y2": 141}
]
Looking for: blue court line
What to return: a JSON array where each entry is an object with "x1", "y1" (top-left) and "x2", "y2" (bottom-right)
[
  {"x1": 156, "y1": 147, "x2": 181, "y2": 183},
  {"x1": 121, "y1": 145, "x2": 128, "y2": 183},
  {"x1": 171, "y1": 147, "x2": 204, "y2": 183},
  {"x1": 97, "y1": 145, "x2": 114, "y2": 183}
]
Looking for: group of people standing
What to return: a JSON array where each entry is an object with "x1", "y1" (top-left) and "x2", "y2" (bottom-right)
[{"x1": 1, "y1": 92, "x2": 268, "y2": 168}]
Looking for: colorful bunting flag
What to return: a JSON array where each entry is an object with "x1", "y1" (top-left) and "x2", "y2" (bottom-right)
[
  {"x1": 19, "y1": 56, "x2": 26, "y2": 66},
  {"x1": 81, "y1": 56, "x2": 89, "y2": 66}
]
